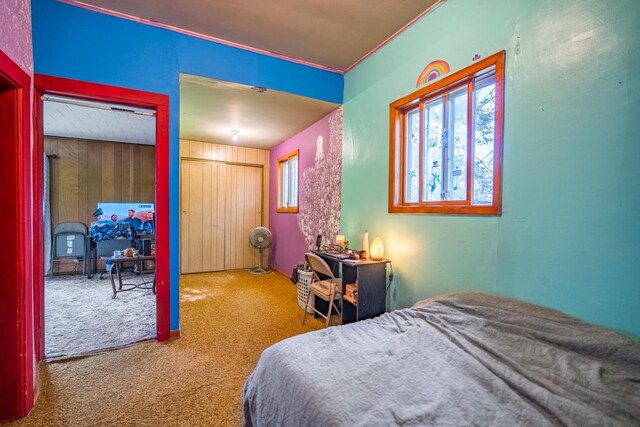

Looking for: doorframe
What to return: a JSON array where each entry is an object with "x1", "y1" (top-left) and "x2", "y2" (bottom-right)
[
  {"x1": 33, "y1": 75, "x2": 172, "y2": 362},
  {"x1": 0, "y1": 49, "x2": 33, "y2": 421}
]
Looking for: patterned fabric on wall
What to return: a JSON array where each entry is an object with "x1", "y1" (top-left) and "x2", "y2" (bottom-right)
[{"x1": 298, "y1": 108, "x2": 343, "y2": 249}]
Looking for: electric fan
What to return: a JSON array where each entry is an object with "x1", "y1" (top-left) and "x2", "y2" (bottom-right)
[{"x1": 249, "y1": 227, "x2": 273, "y2": 274}]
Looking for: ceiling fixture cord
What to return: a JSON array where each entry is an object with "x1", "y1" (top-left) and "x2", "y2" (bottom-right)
[{"x1": 41, "y1": 95, "x2": 156, "y2": 117}]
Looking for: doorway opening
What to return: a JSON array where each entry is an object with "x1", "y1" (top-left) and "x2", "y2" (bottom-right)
[
  {"x1": 34, "y1": 75, "x2": 171, "y2": 363},
  {"x1": 42, "y1": 94, "x2": 157, "y2": 358},
  {"x1": 177, "y1": 73, "x2": 336, "y2": 276}
]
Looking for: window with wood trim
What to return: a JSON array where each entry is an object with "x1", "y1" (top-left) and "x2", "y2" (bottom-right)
[
  {"x1": 276, "y1": 149, "x2": 299, "y2": 213},
  {"x1": 389, "y1": 51, "x2": 505, "y2": 215}
]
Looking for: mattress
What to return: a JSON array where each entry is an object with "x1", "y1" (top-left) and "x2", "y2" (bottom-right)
[{"x1": 243, "y1": 292, "x2": 640, "y2": 426}]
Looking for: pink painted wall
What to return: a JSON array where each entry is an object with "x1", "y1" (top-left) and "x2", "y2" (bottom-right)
[
  {"x1": 0, "y1": 0, "x2": 34, "y2": 75},
  {"x1": 269, "y1": 107, "x2": 342, "y2": 274}
]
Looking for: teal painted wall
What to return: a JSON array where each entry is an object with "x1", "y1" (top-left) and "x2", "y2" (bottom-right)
[{"x1": 342, "y1": 0, "x2": 640, "y2": 336}]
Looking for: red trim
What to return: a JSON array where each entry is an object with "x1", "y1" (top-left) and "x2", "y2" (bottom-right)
[
  {"x1": 33, "y1": 75, "x2": 172, "y2": 354},
  {"x1": 154, "y1": 103, "x2": 171, "y2": 341},
  {"x1": 0, "y1": 48, "x2": 33, "y2": 422},
  {"x1": 35, "y1": 74, "x2": 168, "y2": 107},
  {"x1": 33, "y1": 88, "x2": 44, "y2": 361}
]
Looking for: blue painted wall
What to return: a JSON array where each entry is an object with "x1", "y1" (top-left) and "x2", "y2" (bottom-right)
[
  {"x1": 342, "y1": 0, "x2": 640, "y2": 336},
  {"x1": 32, "y1": 0, "x2": 343, "y2": 330}
]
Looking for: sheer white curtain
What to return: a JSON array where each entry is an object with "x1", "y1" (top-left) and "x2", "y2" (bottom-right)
[{"x1": 44, "y1": 153, "x2": 52, "y2": 276}]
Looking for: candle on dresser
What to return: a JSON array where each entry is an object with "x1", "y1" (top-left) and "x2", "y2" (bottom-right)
[{"x1": 362, "y1": 230, "x2": 369, "y2": 259}]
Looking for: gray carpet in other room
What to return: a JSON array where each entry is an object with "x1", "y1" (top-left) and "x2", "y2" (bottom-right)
[{"x1": 45, "y1": 273, "x2": 156, "y2": 359}]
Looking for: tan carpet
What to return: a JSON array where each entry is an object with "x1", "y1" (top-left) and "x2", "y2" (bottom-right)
[
  {"x1": 11, "y1": 270, "x2": 324, "y2": 426},
  {"x1": 45, "y1": 274, "x2": 155, "y2": 359}
]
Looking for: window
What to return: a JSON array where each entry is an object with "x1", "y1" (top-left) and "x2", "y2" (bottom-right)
[
  {"x1": 277, "y1": 149, "x2": 299, "y2": 213},
  {"x1": 389, "y1": 51, "x2": 505, "y2": 215}
]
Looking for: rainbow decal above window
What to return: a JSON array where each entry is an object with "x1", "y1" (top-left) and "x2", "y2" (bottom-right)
[{"x1": 416, "y1": 60, "x2": 450, "y2": 87}]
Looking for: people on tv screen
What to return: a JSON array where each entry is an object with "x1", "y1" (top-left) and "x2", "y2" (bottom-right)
[
  {"x1": 124, "y1": 209, "x2": 143, "y2": 231},
  {"x1": 143, "y1": 212, "x2": 154, "y2": 234}
]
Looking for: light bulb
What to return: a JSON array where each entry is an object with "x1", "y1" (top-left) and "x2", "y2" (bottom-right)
[{"x1": 231, "y1": 130, "x2": 239, "y2": 141}]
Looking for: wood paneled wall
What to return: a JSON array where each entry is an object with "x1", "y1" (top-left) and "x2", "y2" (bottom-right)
[
  {"x1": 181, "y1": 161, "x2": 263, "y2": 273},
  {"x1": 180, "y1": 139, "x2": 269, "y2": 228},
  {"x1": 224, "y1": 164, "x2": 263, "y2": 270},
  {"x1": 181, "y1": 161, "x2": 226, "y2": 273},
  {"x1": 45, "y1": 136, "x2": 155, "y2": 231},
  {"x1": 180, "y1": 139, "x2": 270, "y2": 273}
]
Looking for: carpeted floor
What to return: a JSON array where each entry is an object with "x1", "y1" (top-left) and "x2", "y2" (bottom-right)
[
  {"x1": 45, "y1": 273, "x2": 156, "y2": 359},
  {"x1": 11, "y1": 270, "x2": 324, "y2": 426}
]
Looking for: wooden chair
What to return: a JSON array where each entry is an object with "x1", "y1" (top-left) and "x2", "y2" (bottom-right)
[{"x1": 302, "y1": 253, "x2": 342, "y2": 328}]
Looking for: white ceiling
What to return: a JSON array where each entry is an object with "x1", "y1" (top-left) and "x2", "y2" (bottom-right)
[
  {"x1": 180, "y1": 74, "x2": 339, "y2": 149},
  {"x1": 64, "y1": 0, "x2": 442, "y2": 72},
  {"x1": 43, "y1": 96, "x2": 156, "y2": 145}
]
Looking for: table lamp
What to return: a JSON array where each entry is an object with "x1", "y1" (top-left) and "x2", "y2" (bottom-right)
[{"x1": 370, "y1": 237, "x2": 384, "y2": 260}]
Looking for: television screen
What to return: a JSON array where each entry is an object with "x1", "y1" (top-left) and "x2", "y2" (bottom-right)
[{"x1": 96, "y1": 202, "x2": 155, "y2": 233}]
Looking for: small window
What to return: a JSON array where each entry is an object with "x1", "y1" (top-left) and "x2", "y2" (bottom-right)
[
  {"x1": 389, "y1": 51, "x2": 505, "y2": 215},
  {"x1": 277, "y1": 149, "x2": 299, "y2": 213}
]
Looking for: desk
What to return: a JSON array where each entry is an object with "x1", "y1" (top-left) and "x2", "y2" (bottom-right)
[
  {"x1": 313, "y1": 251, "x2": 389, "y2": 324},
  {"x1": 101, "y1": 256, "x2": 156, "y2": 299}
]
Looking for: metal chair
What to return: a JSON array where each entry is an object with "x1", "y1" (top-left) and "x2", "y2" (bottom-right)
[
  {"x1": 302, "y1": 252, "x2": 342, "y2": 328},
  {"x1": 52, "y1": 222, "x2": 88, "y2": 276}
]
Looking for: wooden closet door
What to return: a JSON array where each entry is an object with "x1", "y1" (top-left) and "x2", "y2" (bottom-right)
[
  {"x1": 224, "y1": 164, "x2": 263, "y2": 270},
  {"x1": 180, "y1": 160, "x2": 225, "y2": 273}
]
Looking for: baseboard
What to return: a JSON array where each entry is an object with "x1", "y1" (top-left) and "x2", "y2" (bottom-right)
[
  {"x1": 270, "y1": 266, "x2": 291, "y2": 278},
  {"x1": 30, "y1": 361, "x2": 42, "y2": 416}
]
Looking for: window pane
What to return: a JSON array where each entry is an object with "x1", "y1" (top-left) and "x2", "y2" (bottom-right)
[
  {"x1": 282, "y1": 160, "x2": 289, "y2": 208},
  {"x1": 289, "y1": 156, "x2": 298, "y2": 207},
  {"x1": 446, "y1": 88, "x2": 468, "y2": 201},
  {"x1": 405, "y1": 109, "x2": 420, "y2": 202},
  {"x1": 424, "y1": 100, "x2": 443, "y2": 202},
  {"x1": 389, "y1": 54, "x2": 504, "y2": 215},
  {"x1": 473, "y1": 76, "x2": 496, "y2": 205}
]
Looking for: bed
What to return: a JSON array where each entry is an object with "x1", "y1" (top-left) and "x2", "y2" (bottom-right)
[{"x1": 243, "y1": 292, "x2": 640, "y2": 426}]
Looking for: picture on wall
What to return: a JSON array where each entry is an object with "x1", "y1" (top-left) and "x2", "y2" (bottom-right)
[{"x1": 96, "y1": 202, "x2": 155, "y2": 233}]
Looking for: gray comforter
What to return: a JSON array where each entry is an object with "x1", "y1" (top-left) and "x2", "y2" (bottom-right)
[{"x1": 243, "y1": 292, "x2": 640, "y2": 426}]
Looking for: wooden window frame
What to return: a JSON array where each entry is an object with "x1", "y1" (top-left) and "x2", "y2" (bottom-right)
[
  {"x1": 389, "y1": 50, "x2": 505, "y2": 215},
  {"x1": 276, "y1": 149, "x2": 299, "y2": 213}
]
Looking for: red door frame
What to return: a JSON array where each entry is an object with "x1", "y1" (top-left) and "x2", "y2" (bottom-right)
[
  {"x1": 0, "y1": 49, "x2": 33, "y2": 421},
  {"x1": 33, "y1": 75, "x2": 171, "y2": 362}
]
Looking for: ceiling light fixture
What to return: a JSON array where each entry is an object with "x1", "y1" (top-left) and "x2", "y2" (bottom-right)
[{"x1": 231, "y1": 130, "x2": 240, "y2": 141}]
